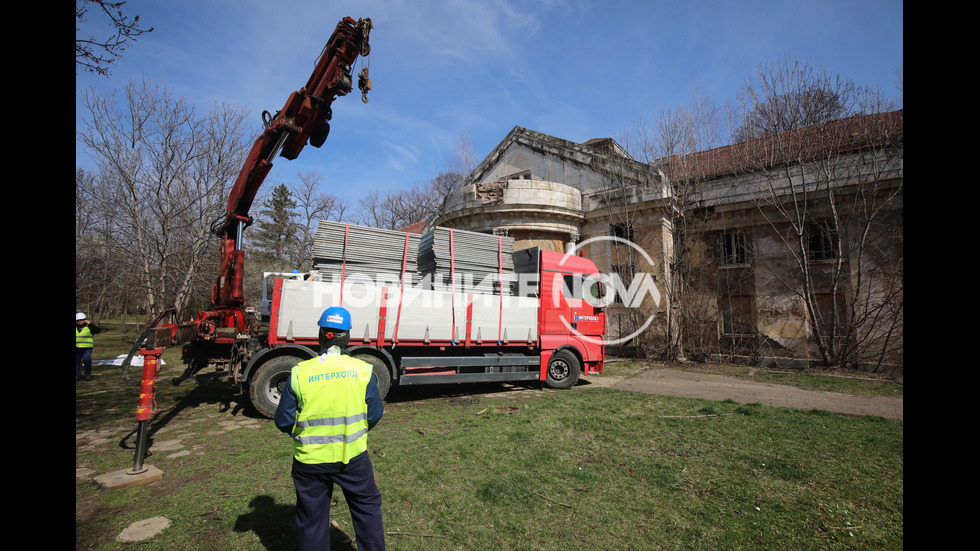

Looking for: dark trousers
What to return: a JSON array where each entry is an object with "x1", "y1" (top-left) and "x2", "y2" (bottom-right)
[
  {"x1": 76, "y1": 348, "x2": 93, "y2": 380},
  {"x1": 293, "y1": 454, "x2": 385, "y2": 551}
]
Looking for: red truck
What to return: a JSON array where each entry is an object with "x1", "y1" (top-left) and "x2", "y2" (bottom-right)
[{"x1": 243, "y1": 229, "x2": 608, "y2": 417}]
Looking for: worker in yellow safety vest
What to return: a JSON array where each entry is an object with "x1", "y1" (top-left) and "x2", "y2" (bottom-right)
[
  {"x1": 274, "y1": 306, "x2": 386, "y2": 550},
  {"x1": 75, "y1": 312, "x2": 102, "y2": 381}
]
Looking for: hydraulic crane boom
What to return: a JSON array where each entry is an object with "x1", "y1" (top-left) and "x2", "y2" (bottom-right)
[{"x1": 194, "y1": 16, "x2": 372, "y2": 340}]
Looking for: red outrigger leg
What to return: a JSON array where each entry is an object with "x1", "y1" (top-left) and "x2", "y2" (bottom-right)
[{"x1": 130, "y1": 347, "x2": 163, "y2": 474}]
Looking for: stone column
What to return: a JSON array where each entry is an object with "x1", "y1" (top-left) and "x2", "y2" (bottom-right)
[{"x1": 565, "y1": 230, "x2": 580, "y2": 253}]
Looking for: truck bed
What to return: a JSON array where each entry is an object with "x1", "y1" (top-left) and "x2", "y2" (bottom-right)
[{"x1": 274, "y1": 278, "x2": 539, "y2": 345}]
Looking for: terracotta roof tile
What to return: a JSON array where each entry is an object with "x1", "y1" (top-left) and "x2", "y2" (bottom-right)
[
  {"x1": 659, "y1": 109, "x2": 903, "y2": 182},
  {"x1": 398, "y1": 220, "x2": 427, "y2": 234}
]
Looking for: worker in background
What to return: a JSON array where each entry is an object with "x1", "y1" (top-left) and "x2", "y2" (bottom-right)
[
  {"x1": 275, "y1": 306, "x2": 386, "y2": 551},
  {"x1": 75, "y1": 312, "x2": 102, "y2": 382}
]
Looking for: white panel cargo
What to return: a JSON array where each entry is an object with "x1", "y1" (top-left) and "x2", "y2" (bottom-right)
[{"x1": 275, "y1": 278, "x2": 539, "y2": 343}]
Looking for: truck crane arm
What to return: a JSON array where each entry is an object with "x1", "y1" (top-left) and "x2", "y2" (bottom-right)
[{"x1": 196, "y1": 16, "x2": 372, "y2": 337}]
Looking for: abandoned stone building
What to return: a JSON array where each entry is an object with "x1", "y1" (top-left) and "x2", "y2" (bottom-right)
[{"x1": 426, "y1": 110, "x2": 904, "y2": 370}]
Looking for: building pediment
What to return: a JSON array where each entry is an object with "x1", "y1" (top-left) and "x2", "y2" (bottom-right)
[{"x1": 462, "y1": 126, "x2": 661, "y2": 193}]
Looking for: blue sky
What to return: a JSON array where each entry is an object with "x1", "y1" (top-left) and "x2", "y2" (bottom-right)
[{"x1": 75, "y1": 0, "x2": 903, "y2": 208}]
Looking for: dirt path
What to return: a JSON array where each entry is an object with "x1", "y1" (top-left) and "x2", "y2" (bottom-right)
[{"x1": 582, "y1": 368, "x2": 903, "y2": 421}]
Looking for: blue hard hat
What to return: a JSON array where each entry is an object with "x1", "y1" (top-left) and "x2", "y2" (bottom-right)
[{"x1": 318, "y1": 306, "x2": 352, "y2": 331}]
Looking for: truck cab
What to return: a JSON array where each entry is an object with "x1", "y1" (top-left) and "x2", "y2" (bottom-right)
[{"x1": 514, "y1": 247, "x2": 607, "y2": 382}]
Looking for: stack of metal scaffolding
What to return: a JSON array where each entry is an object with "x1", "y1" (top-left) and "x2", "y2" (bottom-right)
[
  {"x1": 312, "y1": 221, "x2": 421, "y2": 283},
  {"x1": 310, "y1": 222, "x2": 517, "y2": 295},
  {"x1": 418, "y1": 227, "x2": 516, "y2": 295}
]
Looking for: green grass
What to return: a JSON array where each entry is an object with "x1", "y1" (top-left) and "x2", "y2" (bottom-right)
[{"x1": 77, "y1": 330, "x2": 902, "y2": 550}]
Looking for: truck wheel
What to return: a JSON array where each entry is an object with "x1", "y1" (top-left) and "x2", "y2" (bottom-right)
[
  {"x1": 546, "y1": 349, "x2": 580, "y2": 389},
  {"x1": 249, "y1": 355, "x2": 300, "y2": 418},
  {"x1": 352, "y1": 353, "x2": 391, "y2": 399}
]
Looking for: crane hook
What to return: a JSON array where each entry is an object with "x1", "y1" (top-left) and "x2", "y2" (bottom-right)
[{"x1": 358, "y1": 67, "x2": 371, "y2": 103}]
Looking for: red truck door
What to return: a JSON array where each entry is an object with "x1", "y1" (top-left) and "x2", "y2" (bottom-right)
[{"x1": 538, "y1": 250, "x2": 605, "y2": 340}]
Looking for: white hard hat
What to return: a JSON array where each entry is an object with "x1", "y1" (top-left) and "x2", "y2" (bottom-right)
[{"x1": 76, "y1": 313, "x2": 87, "y2": 321}]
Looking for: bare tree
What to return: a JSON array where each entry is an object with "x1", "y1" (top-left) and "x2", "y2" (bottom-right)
[
  {"x1": 443, "y1": 131, "x2": 478, "y2": 192},
  {"x1": 429, "y1": 169, "x2": 467, "y2": 202},
  {"x1": 76, "y1": 168, "x2": 108, "y2": 319},
  {"x1": 355, "y1": 182, "x2": 439, "y2": 230},
  {"x1": 76, "y1": 0, "x2": 153, "y2": 76},
  {"x1": 733, "y1": 55, "x2": 898, "y2": 141},
  {"x1": 586, "y1": 142, "x2": 652, "y2": 353},
  {"x1": 77, "y1": 78, "x2": 251, "y2": 320},
  {"x1": 288, "y1": 171, "x2": 351, "y2": 267},
  {"x1": 730, "y1": 59, "x2": 903, "y2": 368},
  {"x1": 622, "y1": 88, "x2": 739, "y2": 361},
  {"x1": 77, "y1": 167, "x2": 146, "y2": 326}
]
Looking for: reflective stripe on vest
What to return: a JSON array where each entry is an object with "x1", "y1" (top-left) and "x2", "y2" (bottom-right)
[
  {"x1": 76, "y1": 326, "x2": 94, "y2": 348},
  {"x1": 290, "y1": 352, "x2": 372, "y2": 465}
]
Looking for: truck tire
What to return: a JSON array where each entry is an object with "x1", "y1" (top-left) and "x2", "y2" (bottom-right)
[
  {"x1": 546, "y1": 349, "x2": 580, "y2": 389},
  {"x1": 249, "y1": 355, "x2": 300, "y2": 418},
  {"x1": 352, "y1": 353, "x2": 391, "y2": 399}
]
